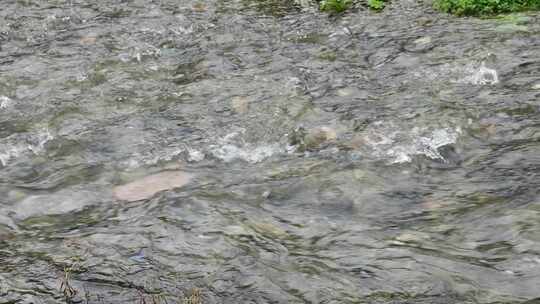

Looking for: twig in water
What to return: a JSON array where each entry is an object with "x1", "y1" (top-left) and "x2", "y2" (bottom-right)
[
  {"x1": 182, "y1": 288, "x2": 202, "y2": 304},
  {"x1": 59, "y1": 264, "x2": 78, "y2": 302}
]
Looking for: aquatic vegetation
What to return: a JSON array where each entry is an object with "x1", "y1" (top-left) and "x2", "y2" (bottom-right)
[
  {"x1": 317, "y1": 48, "x2": 338, "y2": 61},
  {"x1": 319, "y1": 0, "x2": 353, "y2": 12},
  {"x1": 319, "y1": 0, "x2": 387, "y2": 12},
  {"x1": 368, "y1": 0, "x2": 386, "y2": 10},
  {"x1": 241, "y1": 0, "x2": 303, "y2": 16},
  {"x1": 243, "y1": 0, "x2": 386, "y2": 14},
  {"x1": 59, "y1": 263, "x2": 79, "y2": 303},
  {"x1": 435, "y1": 0, "x2": 540, "y2": 16},
  {"x1": 135, "y1": 288, "x2": 170, "y2": 304}
]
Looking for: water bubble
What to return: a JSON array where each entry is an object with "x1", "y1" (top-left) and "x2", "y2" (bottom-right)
[
  {"x1": 187, "y1": 148, "x2": 205, "y2": 162},
  {"x1": 413, "y1": 61, "x2": 499, "y2": 85},
  {"x1": 361, "y1": 121, "x2": 461, "y2": 164},
  {"x1": 0, "y1": 129, "x2": 53, "y2": 167},
  {"x1": 0, "y1": 96, "x2": 14, "y2": 109},
  {"x1": 210, "y1": 143, "x2": 282, "y2": 164},
  {"x1": 467, "y1": 62, "x2": 499, "y2": 85}
]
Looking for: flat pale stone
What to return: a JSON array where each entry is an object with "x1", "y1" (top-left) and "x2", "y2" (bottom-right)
[
  {"x1": 414, "y1": 36, "x2": 432, "y2": 45},
  {"x1": 80, "y1": 36, "x2": 97, "y2": 45},
  {"x1": 13, "y1": 188, "x2": 104, "y2": 220},
  {"x1": 113, "y1": 171, "x2": 192, "y2": 202}
]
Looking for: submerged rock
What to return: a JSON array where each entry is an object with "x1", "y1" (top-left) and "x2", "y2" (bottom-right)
[
  {"x1": 113, "y1": 170, "x2": 193, "y2": 202},
  {"x1": 305, "y1": 127, "x2": 337, "y2": 147},
  {"x1": 12, "y1": 188, "x2": 104, "y2": 220},
  {"x1": 289, "y1": 126, "x2": 338, "y2": 151},
  {"x1": 495, "y1": 23, "x2": 528, "y2": 33},
  {"x1": 403, "y1": 36, "x2": 434, "y2": 53},
  {"x1": 244, "y1": 220, "x2": 289, "y2": 239},
  {"x1": 0, "y1": 228, "x2": 14, "y2": 242}
]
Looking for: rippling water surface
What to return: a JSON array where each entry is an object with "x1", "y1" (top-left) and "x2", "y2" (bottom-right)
[{"x1": 1, "y1": 0, "x2": 540, "y2": 303}]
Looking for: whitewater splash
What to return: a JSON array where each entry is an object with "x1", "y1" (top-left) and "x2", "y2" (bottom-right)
[
  {"x1": 118, "y1": 123, "x2": 460, "y2": 167},
  {"x1": 0, "y1": 129, "x2": 53, "y2": 166},
  {"x1": 210, "y1": 143, "x2": 282, "y2": 164},
  {"x1": 457, "y1": 62, "x2": 499, "y2": 85},
  {"x1": 208, "y1": 123, "x2": 460, "y2": 165},
  {"x1": 209, "y1": 130, "x2": 284, "y2": 164},
  {"x1": 120, "y1": 147, "x2": 185, "y2": 169},
  {"x1": 362, "y1": 121, "x2": 461, "y2": 164},
  {"x1": 413, "y1": 61, "x2": 499, "y2": 85},
  {"x1": 119, "y1": 145, "x2": 206, "y2": 169},
  {"x1": 0, "y1": 96, "x2": 14, "y2": 109}
]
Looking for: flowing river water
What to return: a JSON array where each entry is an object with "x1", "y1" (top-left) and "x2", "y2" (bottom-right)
[{"x1": 1, "y1": 0, "x2": 540, "y2": 303}]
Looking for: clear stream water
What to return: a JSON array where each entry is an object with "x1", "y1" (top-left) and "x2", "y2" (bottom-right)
[{"x1": 1, "y1": 0, "x2": 540, "y2": 303}]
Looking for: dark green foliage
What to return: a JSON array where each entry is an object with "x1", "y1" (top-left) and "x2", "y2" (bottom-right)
[
  {"x1": 320, "y1": 0, "x2": 387, "y2": 12},
  {"x1": 242, "y1": 0, "x2": 389, "y2": 15},
  {"x1": 368, "y1": 0, "x2": 386, "y2": 10},
  {"x1": 319, "y1": 0, "x2": 353, "y2": 12},
  {"x1": 434, "y1": 0, "x2": 540, "y2": 16}
]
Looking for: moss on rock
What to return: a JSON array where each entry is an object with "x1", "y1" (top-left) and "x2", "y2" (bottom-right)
[{"x1": 434, "y1": 0, "x2": 540, "y2": 16}]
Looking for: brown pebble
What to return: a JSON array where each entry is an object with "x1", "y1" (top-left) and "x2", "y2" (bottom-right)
[
  {"x1": 484, "y1": 124, "x2": 496, "y2": 136},
  {"x1": 345, "y1": 135, "x2": 366, "y2": 150},
  {"x1": 192, "y1": 3, "x2": 207, "y2": 12},
  {"x1": 231, "y1": 96, "x2": 249, "y2": 114},
  {"x1": 304, "y1": 126, "x2": 337, "y2": 149}
]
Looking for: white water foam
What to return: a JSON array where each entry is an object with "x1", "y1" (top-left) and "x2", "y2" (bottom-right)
[
  {"x1": 362, "y1": 122, "x2": 461, "y2": 164},
  {"x1": 413, "y1": 61, "x2": 499, "y2": 85},
  {"x1": 186, "y1": 147, "x2": 205, "y2": 162},
  {"x1": 0, "y1": 96, "x2": 14, "y2": 109},
  {"x1": 209, "y1": 131, "x2": 283, "y2": 164},
  {"x1": 210, "y1": 143, "x2": 282, "y2": 164},
  {"x1": 118, "y1": 144, "x2": 207, "y2": 169},
  {"x1": 0, "y1": 145, "x2": 25, "y2": 167},
  {"x1": 120, "y1": 146, "x2": 185, "y2": 169},
  {"x1": 456, "y1": 62, "x2": 499, "y2": 85},
  {"x1": 0, "y1": 129, "x2": 53, "y2": 166}
]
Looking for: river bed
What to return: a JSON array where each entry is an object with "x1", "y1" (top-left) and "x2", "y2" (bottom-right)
[{"x1": 1, "y1": 0, "x2": 540, "y2": 303}]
